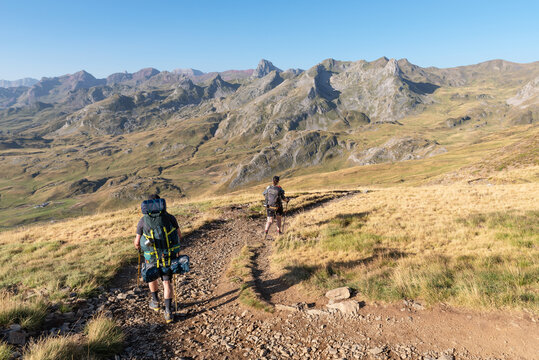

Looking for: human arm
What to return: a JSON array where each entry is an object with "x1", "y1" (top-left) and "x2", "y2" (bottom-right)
[
  {"x1": 280, "y1": 188, "x2": 289, "y2": 202},
  {"x1": 134, "y1": 218, "x2": 144, "y2": 251},
  {"x1": 134, "y1": 234, "x2": 141, "y2": 251}
]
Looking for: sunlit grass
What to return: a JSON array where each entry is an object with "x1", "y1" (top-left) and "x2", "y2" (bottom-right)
[
  {"x1": 24, "y1": 315, "x2": 123, "y2": 360},
  {"x1": 227, "y1": 243, "x2": 273, "y2": 312},
  {"x1": 273, "y1": 183, "x2": 539, "y2": 311},
  {"x1": 0, "y1": 342, "x2": 11, "y2": 360}
]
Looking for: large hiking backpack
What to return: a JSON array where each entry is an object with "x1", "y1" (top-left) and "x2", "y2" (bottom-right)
[
  {"x1": 265, "y1": 185, "x2": 282, "y2": 208},
  {"x1": 140, "y1": 199, "x2": 180, "y2": 268}
]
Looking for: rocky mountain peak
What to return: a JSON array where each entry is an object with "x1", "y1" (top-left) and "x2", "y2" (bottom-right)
[
  {"x1": 132, "y1": 68, "x2": 160, "y2": 81},
  {"x1": 177, "y1": 77, "x2": 196, "y2": 90},
  {"x1": 204, "y1": 74, "x2": 239, "y2": 98},
  {"x1": 252, "y1": 59, "x2": 282, "y2": 78},
  {"x1": 64, "y1": 70, "x2": 105, "y2": 91},
  {"x1": 106, "y1": 72, "x2": 132, "y2": 85}
]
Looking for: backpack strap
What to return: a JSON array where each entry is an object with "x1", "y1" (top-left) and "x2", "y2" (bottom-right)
[{"x1": 163, "y1": 226, "x2": 177, "y2": 267}]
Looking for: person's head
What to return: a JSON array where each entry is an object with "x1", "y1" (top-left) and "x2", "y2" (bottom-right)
[
  {"x1": 148, "y1": 194, "x2": 160, "y2": 200},
  {"x1": 272, "y1": 176, "x2": 280, "y2": 185}
]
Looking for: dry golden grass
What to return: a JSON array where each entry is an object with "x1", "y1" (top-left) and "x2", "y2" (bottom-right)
[
  {"x1": 85, "y1": 314, "x2": 124, "y2": 357},
  {"x1": 24, "y1": 335, "x2": 84, "y2": 360},
  {"x1": 24, "y1": 315, "x2": 123, "y2": 360},
  {"x1": 0, "y1": 199, "x2": 222, "y2": 300},
  {"x1": 273, "y1": 182, "x2": 539, "y2": 311},
  {"x1": 0, "y1": 291, "x2": 47, "y2": 330}
]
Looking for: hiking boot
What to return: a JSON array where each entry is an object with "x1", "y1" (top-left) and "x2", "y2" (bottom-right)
[
  {"x1": 149, "y1": 299, "x2": 160, "y2": 312},
  {"x1": 164, "y1": 310, "x2": 174, "y2": 324}
]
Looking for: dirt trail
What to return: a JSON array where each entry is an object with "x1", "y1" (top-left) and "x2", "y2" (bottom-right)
[{"x1": 109, "y1": 193, "x2": 539, "y2": 360}]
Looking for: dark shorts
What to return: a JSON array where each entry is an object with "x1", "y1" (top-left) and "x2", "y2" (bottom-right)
[
  {"x1": 266, "y1": 206, "x2": 283, "y2": 218},
  {"x1": 145, "y1": 261, "x2": 173, "y2": 281},
  {"x1": 161, "y1": 269, "x2": 172, "y2": 282}
]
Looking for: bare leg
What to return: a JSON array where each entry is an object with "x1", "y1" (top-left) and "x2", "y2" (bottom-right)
[
  {"x1": 163, "y1": 280, "x2": 173, "y2": 299},
  {"x1": 276, "y1": 215, "x2": 282, "y2": 233},
  {"x1": 148, "y1": 279, "x2": 159, "y2": 292},
  {"x1": 265, "y1": 217, "x2": 273, "y2": 233}
]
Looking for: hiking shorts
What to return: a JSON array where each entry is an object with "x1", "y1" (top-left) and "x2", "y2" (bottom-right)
[
  {"x1": 266, "y1": 206, "x2": 283, "y2": 218},
  {"x1": 144, "y1": 261, "x2": 173, "y2": 281},
  {"x1": 160, "y1": 268, "x2": 172, "y2": 282}
]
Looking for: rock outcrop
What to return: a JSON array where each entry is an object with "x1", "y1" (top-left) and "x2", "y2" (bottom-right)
[
  {"x1": 348, "y1": 137, "x2": 446, "y2": 165},
  {"x1": 252, "y1": 59, "x2": 282, "y2": 78},
  {"x1": 229, "y1": 131, "x2": 342, "y2": 187}
]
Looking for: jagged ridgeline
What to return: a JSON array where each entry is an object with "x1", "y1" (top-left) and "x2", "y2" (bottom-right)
[{"x1": 0, "y1": 58, "x2": 538, "y2": 226}]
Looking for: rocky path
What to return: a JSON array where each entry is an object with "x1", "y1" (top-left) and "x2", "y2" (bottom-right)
[{"x1": 104, "y1": 194, "x2": 538, "y2": 360}]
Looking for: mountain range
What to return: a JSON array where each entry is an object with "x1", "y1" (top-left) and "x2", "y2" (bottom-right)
[
  {"x1": 0, "y1": 77, "x2": 39, "y2": 88},
  {"x1": 0, "y1": 57, "x2": 537, "y2": 227}
]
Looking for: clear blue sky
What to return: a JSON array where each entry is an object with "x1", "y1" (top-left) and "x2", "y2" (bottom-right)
[{"x1": 1, "y1": 0, "x2": 538, "y2": 80}]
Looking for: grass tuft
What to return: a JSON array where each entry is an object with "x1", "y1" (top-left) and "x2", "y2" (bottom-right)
[
  {"x1": 24, "y1": 335, "x2": 83, "y2": 360},
  {"x1": 24, "y1": 316, "x2": 124, "y2": 360},
  {"x1": 0, "y1": 342, "x2": 11, "y2": 360},
  {"x1": 227, "y1": 244, "x2": 274, "y2": 312},
  {"x1": 0, "y1": 291, "x2": 47, "y2": 330},
  {"x1": 85, "y1": 315, "x2": 124, "y2": 356}
]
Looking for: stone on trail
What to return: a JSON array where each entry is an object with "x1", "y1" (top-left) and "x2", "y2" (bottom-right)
[
  {"x1": 8, "y1": 330, "x2": 26, "y2": 345},
  {"x1": 325, "y1": 287, "x2": 352, "y2": 300},
  {"x1": 326, "y1": 300, "x2": 361, "y2": 314},
  {"x1": 276, "y1": 304, "x2": 299, "y2": 312},
  {"x1": 369, "y1": 346, "x2": 385, "y2": 355},
  {"x1": 438, "y1": 355, "x2": 455, "y2": 360},
  {"x1": 305, "y1": 308, "x2": 330, "y2": 316}
]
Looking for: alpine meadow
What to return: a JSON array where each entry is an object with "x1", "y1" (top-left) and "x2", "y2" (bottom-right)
[{"x1": 0, "y1": 47, "x2": 538, "y2": 359}]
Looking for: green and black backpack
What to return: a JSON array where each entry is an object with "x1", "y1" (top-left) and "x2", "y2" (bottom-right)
[{"x1": 140, "y1": 199, "x2": 180, "y2": 268}]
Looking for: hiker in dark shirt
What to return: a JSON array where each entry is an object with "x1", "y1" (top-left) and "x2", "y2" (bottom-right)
[
  {"x1": 134, "y1": 194, "x2": 181, "y2": 323},
  {"x1": 263, "y1": 175, "x2": 289, "y2": 236}
]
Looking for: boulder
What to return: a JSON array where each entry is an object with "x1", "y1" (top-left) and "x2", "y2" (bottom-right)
[
  {"x1": 325, "y1": 287, "x2": 351, "y2": 301},
  {"x1": 8, "y1": 330, "x2": 26, "y2": 345},
  {"x1": 326, "y1": 300, "x2": 361, "y2": 314},
  {"x1": 305, "y1": 309, "x2": 329, "y2": 316}
]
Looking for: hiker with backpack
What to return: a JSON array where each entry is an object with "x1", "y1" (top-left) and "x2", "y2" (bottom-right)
[
  {"x1": 263, "y1": 175, "x2": 289, "y2": 236},
  {"x1": 134, "y1": 194, "x2": 189, "y2": 324}
]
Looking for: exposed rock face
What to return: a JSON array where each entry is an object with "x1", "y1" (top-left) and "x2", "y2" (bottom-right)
[
  {"x1": 204, "y1": 74, "x2": 240, "y2": 98},
  {"x1": 224, "y1": 71, "x2": 284, "y2": 108},
  {"x1": 507, "y1": 76, "x2": 539, "y2": 108},
  {"x1": 252, "y1": 59, "x2": 282, "y2": 78},
  {"x1": 331, "y1": 57, "x2": 429, "y2": 123},
  {"x1": 349, "y1": 137, "x2": 446, "y2": 165},
  {"x1": 229, "y1": 131, "x2": 341, "y2": 187}
]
